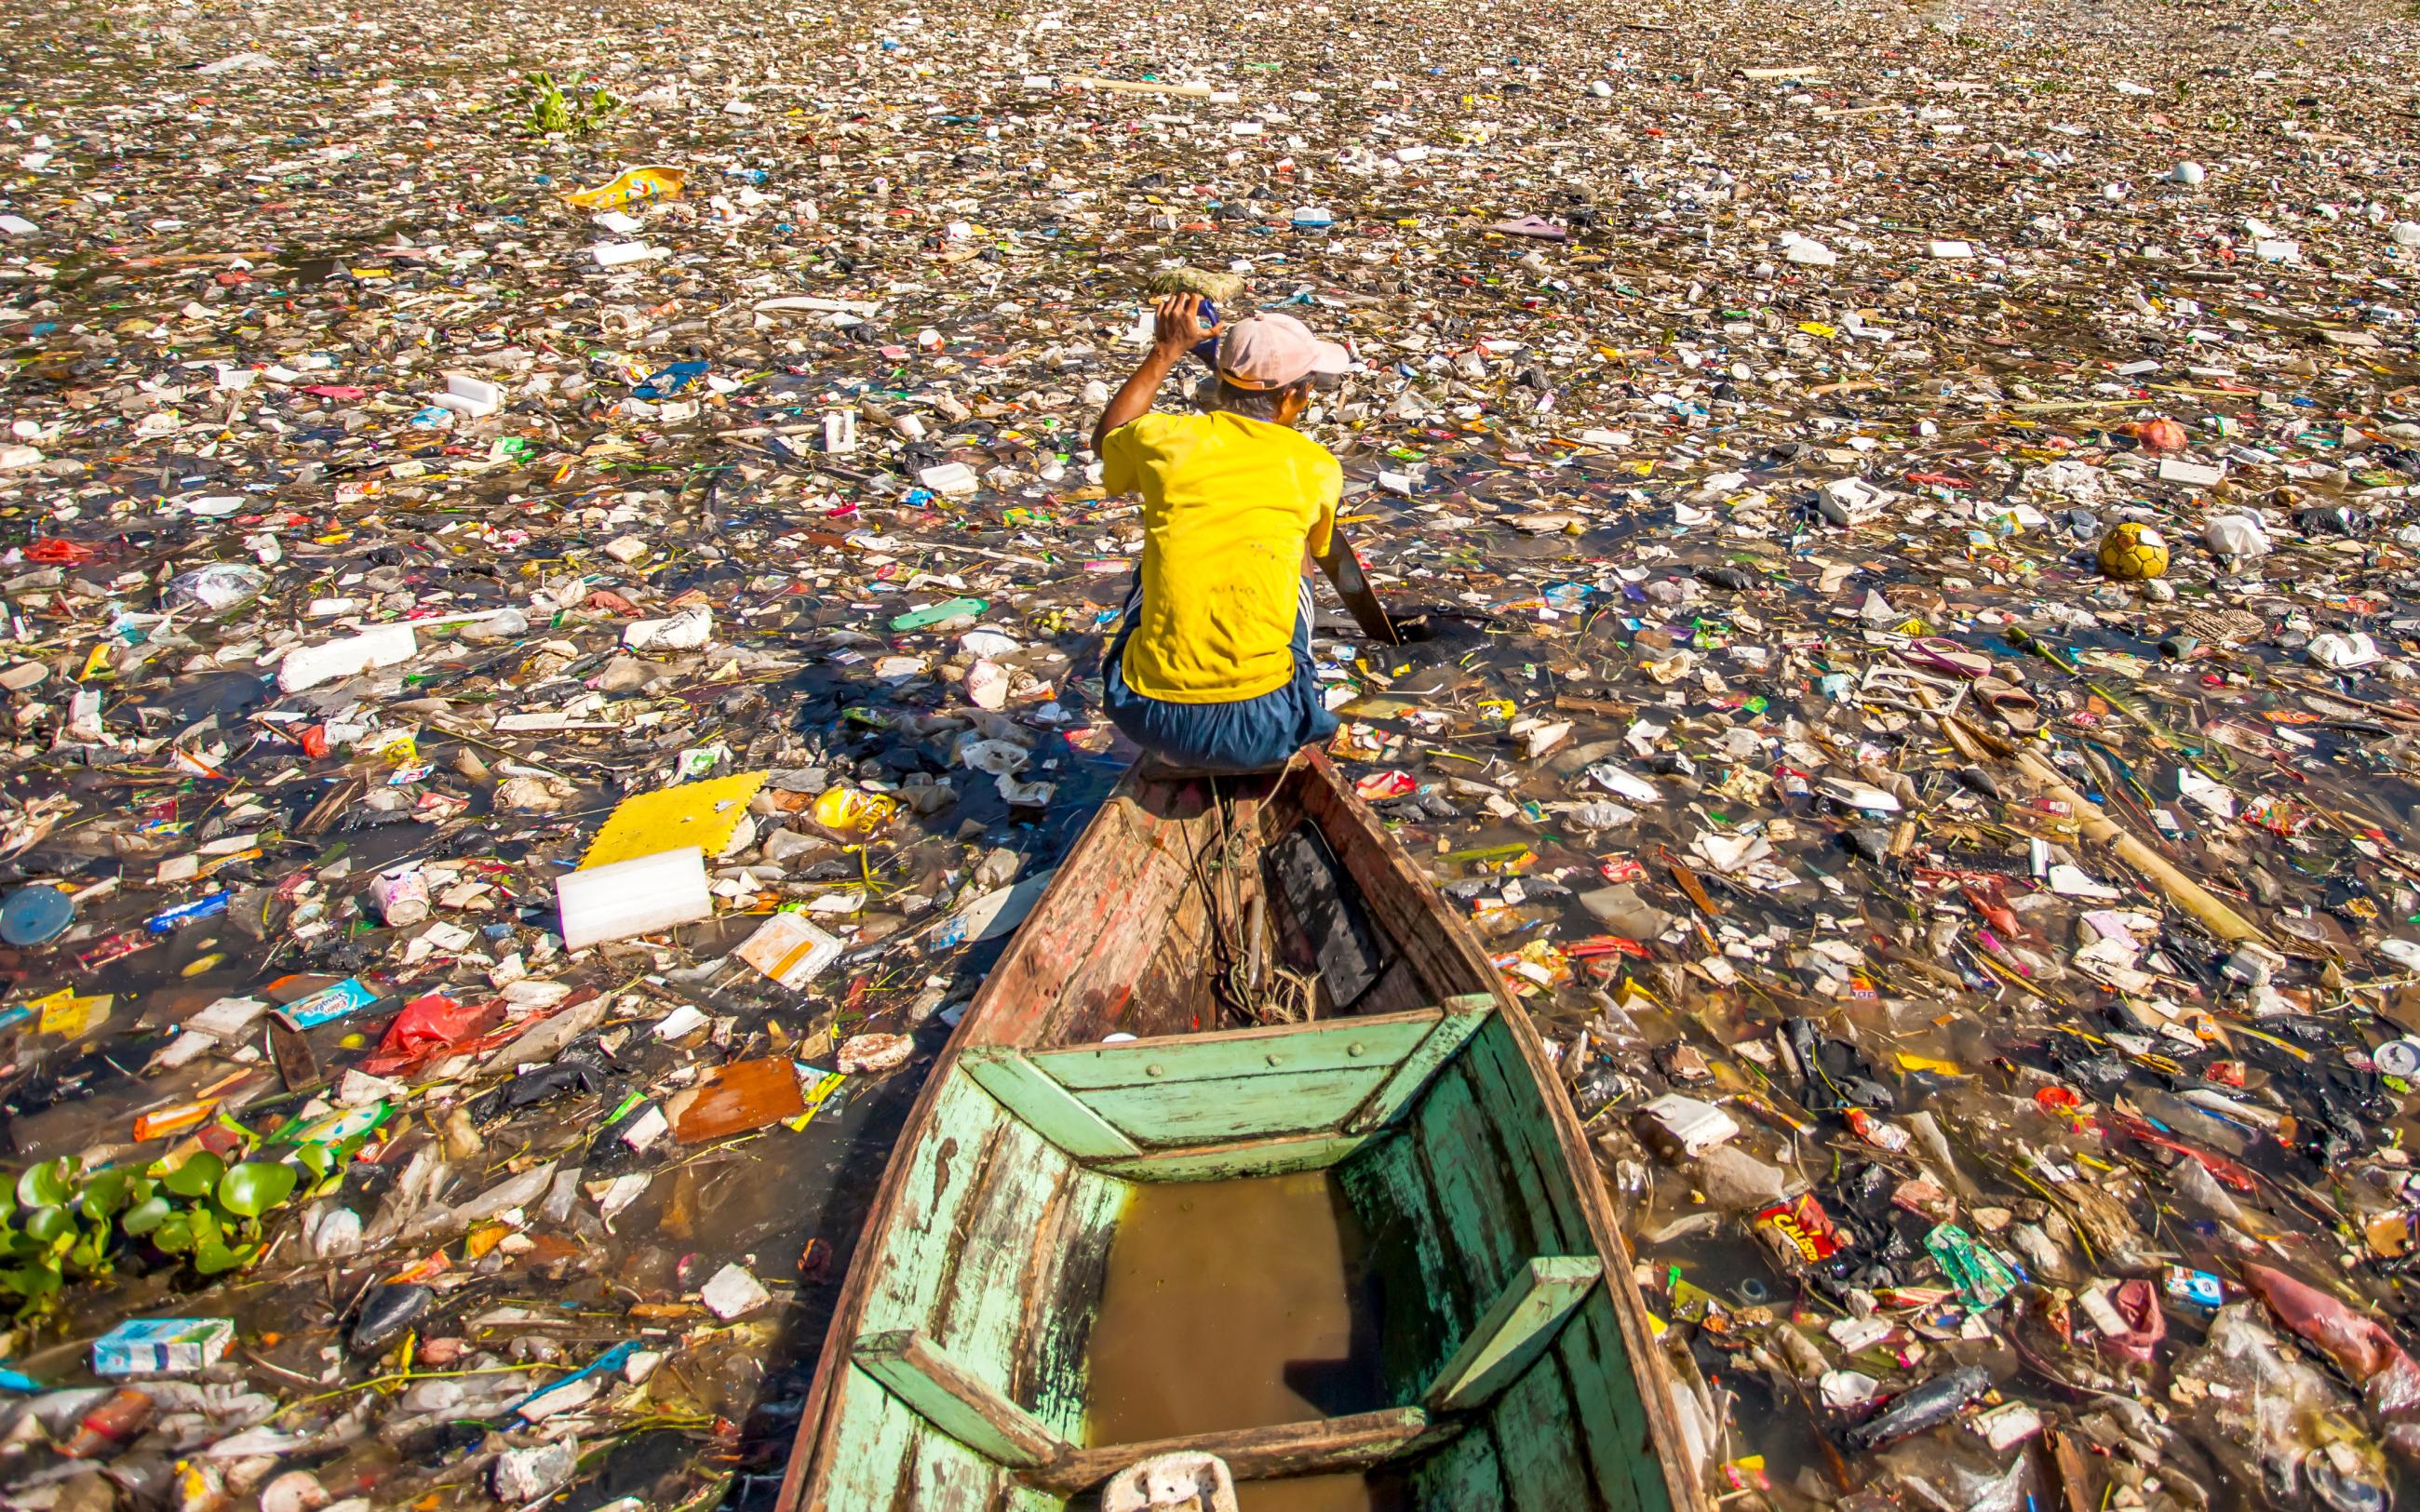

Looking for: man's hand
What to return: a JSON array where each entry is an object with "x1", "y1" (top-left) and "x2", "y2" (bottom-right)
[
  {"x1": 1150, "y1": 293, "x2": 1216, "y2": 358},
  {"x1": 1093, "y1": 294, "x2": 1222, "y2": 456}
]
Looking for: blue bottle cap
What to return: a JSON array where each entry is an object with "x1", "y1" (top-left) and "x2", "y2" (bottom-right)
[{"x1": 0, "y1": 886, "x2": 74, "y2": 947}]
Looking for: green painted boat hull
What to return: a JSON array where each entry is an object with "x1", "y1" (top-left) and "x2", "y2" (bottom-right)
[{"x1": 778, "y1": 753, "x2": 1705, "y2": 1512}]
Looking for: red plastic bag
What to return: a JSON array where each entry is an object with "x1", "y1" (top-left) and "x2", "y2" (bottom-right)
[{"x1": 362, "y1": 993, "x2": 500, "y2": 1074}]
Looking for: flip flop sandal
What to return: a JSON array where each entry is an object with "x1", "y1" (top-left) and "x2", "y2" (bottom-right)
[
  {"x1": 1897, "y1": 636, "x2": 1992, "y2": 680},
  {"x1": 1973, "y1": 676, "x2": 2042, "y2": 734}
]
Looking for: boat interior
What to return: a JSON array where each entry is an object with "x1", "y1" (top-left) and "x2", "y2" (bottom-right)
[{"x1": 804, "y1": 762, "x2": 1680, "y2": 1511}]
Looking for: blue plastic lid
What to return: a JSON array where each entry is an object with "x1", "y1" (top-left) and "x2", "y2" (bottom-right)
[{"x1": 0, "y1": 886, "x2": 74, "y2": 947}]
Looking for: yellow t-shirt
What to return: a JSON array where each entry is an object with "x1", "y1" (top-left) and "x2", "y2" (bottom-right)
[{"x1": 1103, "y1": 412, "x2": 1341, "y2": 703}]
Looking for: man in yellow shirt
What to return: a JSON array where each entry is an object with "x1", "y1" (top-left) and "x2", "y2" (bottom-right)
[{"x1": 1091, "y1": 295, "x2": 1351, "y2": 772}]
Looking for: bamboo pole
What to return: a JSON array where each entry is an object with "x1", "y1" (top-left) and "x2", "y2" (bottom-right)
[{"x1": 1939, "y1": 710, "x2": 2269, "y2": 945}]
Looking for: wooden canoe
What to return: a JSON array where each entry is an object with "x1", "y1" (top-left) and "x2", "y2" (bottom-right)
[{"x1": 774, "y1": 751, "x2": 1706, "y2": 1511}]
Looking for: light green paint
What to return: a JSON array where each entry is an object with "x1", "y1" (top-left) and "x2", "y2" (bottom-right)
[
  {"x1": 853, "y1": 1329, "x2": 1070, "y2": 1467},
  {"x1": 1031, "y1": 1010, "x2": 1442, "y2": 1090},
  {"x1": 1079, "y1": 1064, "x2": 1393, "y2": 1147},
  {"x1": 1094, "y1": 1129, "x2": 1373, "y2": 1183},
  {"x1": 1422, "y1": 1256, "x2": 1603, "y2": 1413},
  {"x1": 1345, "y1": 996, "x2": 1496, "y2": 1133},
  {"x1": 819, "y1": 1364, "x2": 922, "y2": 1507},
  {"x1": 929, "y1": 1117, "x2": 1066, "y2": 1402},
  {"x1": 962, "y1": 1047, "x2": 1142, "y2": 1158}
]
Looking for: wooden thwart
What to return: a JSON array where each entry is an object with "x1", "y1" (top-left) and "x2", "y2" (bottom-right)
[
  {"x1": 1422, "y1": 1256, "x2": 1604, "y2": 1414},
  {"x1": 1092, "y1": 1128, "x2": 1372, "y2": 1182},
  {"x1": 1022, "y1": 1406, "x2": 1445, "y2": 1495},
  {"x1": 852, "y1": 1330, "x2": 1071, "y2": 1467}
]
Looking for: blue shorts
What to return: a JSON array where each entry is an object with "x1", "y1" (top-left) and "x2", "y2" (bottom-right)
[{"x1": 1102, "y1": 577, "x2": 1340, "y2": 773}]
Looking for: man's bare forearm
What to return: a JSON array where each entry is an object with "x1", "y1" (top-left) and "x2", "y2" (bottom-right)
[{"x1": 1092, "y1": 345, "x2": 1180, "y2": 455}]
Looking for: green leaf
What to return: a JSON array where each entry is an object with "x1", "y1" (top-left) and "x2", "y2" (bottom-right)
[
  {"x1": 295, "y1": 1144, "x2": 332, "y2": 1181},
  {"x1": 193, "y1": 1238, "x2": 247, "y2": 1275},
  {"x1": 78, "y1": 1171, "x2": 131, "y2": 1222},
  {"x1": 21, "y1": 1207, "x2": 71, "y2": 1245},
  {"x1": 67, "y1": 1227, "x2": 110, "y2": 1273},
  {"x1": 16, "y1": 1159, "x2": 73, "y2": 1210},
  {"x1": 0, "y1": 1265, "x2": 60, "y2": 1300},
  {"x1": 217, "y1": 1162, "x2": 298, "y2": 1220},
  {"x1": 160, "y1": 1153, "x2": 224, "y2": 1199},
  {"x1": 153, "y1": 1215, "x2": 195, "y2": 1254},
  {"x1": 119, "y1": 1196, "x2": 172, "y2": 1238}
]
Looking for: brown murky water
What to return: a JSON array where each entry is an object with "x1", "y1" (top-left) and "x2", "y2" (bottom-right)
[{"x1": 1084, "y1": 1172, "x2": 1400, "y2": 1512}]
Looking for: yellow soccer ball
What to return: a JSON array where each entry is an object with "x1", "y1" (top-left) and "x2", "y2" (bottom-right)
[{"x1": 2096, "y1": 521, "x2": 2171, "y2": 582}]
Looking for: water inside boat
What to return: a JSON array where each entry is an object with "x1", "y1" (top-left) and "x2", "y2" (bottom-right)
[{"x1": 1087, "y1": 1172, "x2": 1385, "y2": 1440}]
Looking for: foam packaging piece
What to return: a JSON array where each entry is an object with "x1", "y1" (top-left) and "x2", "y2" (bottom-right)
[{"x1": 557, "y1": 846, "x2": 712, "y2": 949}]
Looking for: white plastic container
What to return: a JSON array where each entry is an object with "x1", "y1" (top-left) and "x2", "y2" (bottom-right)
[{"x1": 557, "y1": 847, "x2": 712, "y2": 949}]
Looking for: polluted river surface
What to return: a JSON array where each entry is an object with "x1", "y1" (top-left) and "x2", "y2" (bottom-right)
[{"x1": 6, "y1": 0, "x2": 2420, "y2": 1502}]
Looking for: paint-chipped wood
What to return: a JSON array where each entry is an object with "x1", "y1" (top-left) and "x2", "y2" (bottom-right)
[
  {"x1": 854, "y1": 1329, "x2": 1072, "y2": 1466},
  {"x1": 1078, "y1": 1064, "x2": 1393, "y2": 1147},
  {"x1": 1337, "y1": 1127, "x2": 1473, "y2": 1402},
  {"x1": 1421, "y1": 1256, "x2": 1603, "y2": 1412},
  {"x1": 928, "y1": 1117, "x2": 1069, "y2": 1401},
  {"x1": 1412, "y1": 1062, "x2": 1528, "y2": 1294},
  {"x1": 1493, "y1": 1361, "x2": 1604, "y2": 1512},
  {"x1": 1015, "y1": 1170, "x2": 1125, "y2": 1441},
  {"x1": 809, "y1": 1365, "x2": 920, "y2": 1512},
  {"x1": 1092, "y1": 1128, "x2": 1371, "y2": 1182},
  {"x1": 1023, "y1": 1406, "x2": 1445, "y2": 1495},
  {"x1": 858, "y1": 1077, "x2": 1010, "y2": 1339},
  {"x1": 1413, "y1": 1425, "x2": 1512, "y2": 1512},
  {"x1": 1456, "y1": 1023, "x2": 1580, "y2": 1250},
  {"x1": 1030, "y1": 1010, "x2": 1441, "y2": 1090},
  {"x1": 1342, "y1": 995, "x2": 1494, "y2": 1133},
  {"x1": 961, "y1": 1047, "x2": 1143, "y2": 1158}
]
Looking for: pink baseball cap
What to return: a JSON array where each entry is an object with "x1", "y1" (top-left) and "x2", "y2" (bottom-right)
[{"x1": 1216, "y1": 313, "x2": 1352, "y2": 390}]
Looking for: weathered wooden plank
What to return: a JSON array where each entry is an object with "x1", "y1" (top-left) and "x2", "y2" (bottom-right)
[
  {"x1": 1015, "y1": 1169, "x2": 1126, "y2": 1441},
  {"x1": 1022, "y1": 1407, "x2": 1446, "y2": 1495},
  {"x1": 1480, "y1": 986, "x2": 1699, "y2": 1512},
  {"x1": 1093, "y1": 1129, "x2": 1371, "y2": 1183},
  {"x1": 1412, "y1": 1424, "x2": 1512, "y2": 1512},
  {"x1": 854, "y1": 1329, "x2": 1072, "y2": 1468},
  {"x1": 1079, "y1": 1064, "x2": 1392, "y2": 1147},
  {"x1": 811, "y1": 1365, "x2": 919, "y2": 1512},
  {"x1": 1030, "y1": 1010, "x2": 1441, "y2": 1090},
  {"x1": 1551, "y1": 1291, "x2": 1646, "y2": 1510},
  {"x1": 1342, "y1": 995, "x2": 1495, "y2": 1133},
  {"x1": 927, "y1": 1117, "x2": 1067, "y2": 1404},
  {"x1": 961, "y1": 1048, "x2": 1143, "y2": 1158},
  {"x1": 858, "y1": 1077, "x2": 1011, "y2": 1338},
  {"x1": 902, "y1": 1415, "x2": 1002, "y2": 1507},
  {"x1": 961, "y1": 793, "x2": 1203, "y2": 1050},
  {"x1": 1411, "y1": 1062, "x2": 1529, "y2": 1294},
  {"x1": 1457, "y1": 1022, "x2": 1647, "y2": 1505},
  {"x1": 1493, "y1": 1356, "x2": 1606, "y2": 1512},
  {"x1": 1457, "y1": 1019, "x2": 1579, "y2": 1251},
  {"x1": 1422, "y1": 1256, "x2": 1604, "y2": 1413},
  {"x1": 1337, "y1": 1129, "x2": 1474, "y2": 1401}
]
